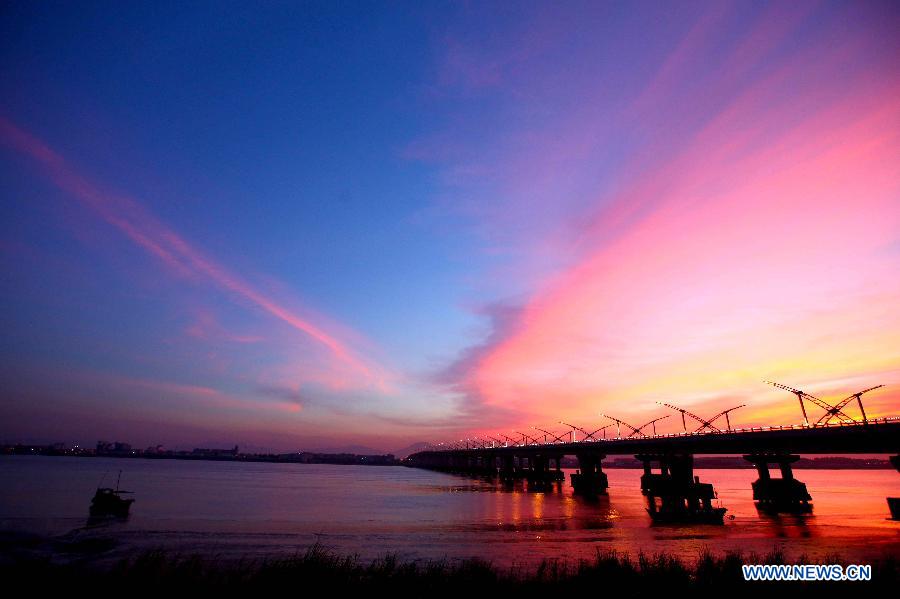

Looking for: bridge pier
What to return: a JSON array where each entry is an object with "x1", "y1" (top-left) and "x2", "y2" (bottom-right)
[
  {"x1": 445, "y1": 454, "x2": 460, "y2": 472},
  {"x1": 510, "y1": 455, "x2": 535, "y2": 481},
  {"x1": 571, "y1": 453, "x2": 608, "y2": 496},
  {"x1": 743, "y1": 453, "x2": 812, "y2": 511},
  {"x1": 499, "y1": 454, "x2": 519, "y2": 481},
  {"x1": 888, "y1": 455, "x2": 900, "y2": 520},
  {"x1": 476, "y1": 453, "x2": 495, "y2": 476},
  {"x1": 526, "y1": 454, "x2": 545, "y2": 483},
  {"x1": 636, "y1": 453, "x2": 726, "y2": 524},
  {"x1": 525, "y1": 453, "x2": 565, "y2": 485}
]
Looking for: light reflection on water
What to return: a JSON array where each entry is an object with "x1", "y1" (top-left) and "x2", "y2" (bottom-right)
[{"x1": 0, "y1": 456, "x2": 897, "y2": 565}]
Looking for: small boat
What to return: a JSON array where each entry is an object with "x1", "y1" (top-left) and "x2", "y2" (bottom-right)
[{"x1": 89, "y1": 471, "x2": 134, "y2": 518}]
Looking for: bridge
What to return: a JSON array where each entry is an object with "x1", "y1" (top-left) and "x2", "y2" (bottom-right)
[{"x1": 406, "y1": 417, "x2": 900, "y2": 522}]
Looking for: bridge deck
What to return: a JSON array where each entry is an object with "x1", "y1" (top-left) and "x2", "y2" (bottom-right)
[{"x1": 408, "y1": 420, "x2": 900, "y2": 460}]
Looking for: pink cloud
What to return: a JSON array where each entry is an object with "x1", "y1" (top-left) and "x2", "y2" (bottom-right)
[{"x1": 443, "y1": 20, "x2": 900, "y2": 431}]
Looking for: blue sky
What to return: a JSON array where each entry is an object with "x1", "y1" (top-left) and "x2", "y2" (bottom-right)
[{"x1": 2, "y1": 1, "x2": 898, "y2": 451}]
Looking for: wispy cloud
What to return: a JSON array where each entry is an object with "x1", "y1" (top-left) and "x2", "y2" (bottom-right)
[{"x1": 0, "y1": 118, "x2": 382, "y2": 385}]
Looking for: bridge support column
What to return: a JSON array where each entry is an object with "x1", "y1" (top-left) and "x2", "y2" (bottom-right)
[
  {"x1": 571, "y1": 453, "x2": 608, "y2": 496},
  {"x1": 888, "y1": 455, "x2": 900, "y2": 520},
  {"x1": 479, "y1": 453, "x2": 497, "y2": 476},
  {"x1": 549, "y1": 455, "x2": 564, "y2": 482},
  {"x1": 527, "y1": 454, "x2": 546, "y2": 483},
  {"x1": 445, "y1": 454, "x2": 457, "y2": 472},
  {"x1": 525, "y1": 454, "x2": 565, "y2": 485},
  {"x1": 456, "y1": 454, "x2": 466, "y2": 472},
  {"x1": 524, "y1": 454, "x2": 539, "y2": 484},
  {"x1": 499, "y1": 454, "x2": 518, "y2": 481},
  {"x1": 743, "y1": 453, "x2": 811, "y2": 511},
  {"x1": 636, "y1": 453, "x2": 725, "y2": 524}
]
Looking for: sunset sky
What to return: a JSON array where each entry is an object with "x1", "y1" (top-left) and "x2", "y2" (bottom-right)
[{"x1": 1, "y1": 1, "x2": 898, "y2": 452}]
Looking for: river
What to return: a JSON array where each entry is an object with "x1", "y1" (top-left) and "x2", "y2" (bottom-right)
[{"x1": 1, "y1": 456, "x2": 898, "y2": 566}]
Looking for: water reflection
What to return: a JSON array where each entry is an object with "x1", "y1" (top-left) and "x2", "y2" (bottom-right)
[
  {"x1": 418, "y1": 468, "x2": 891, "y2": 548},
  {"x1": 753, "y1": 506, "x2": 817, "y2": 538},
  {"x1": 754, "y1": 502, "x2": 814, "y2": 516},
  {"x1": 85, "y1": 514, "x2": 129, "y2": 528},
  {"x1": 471, "y1": 476, "x2": 620, "y2": 533}
]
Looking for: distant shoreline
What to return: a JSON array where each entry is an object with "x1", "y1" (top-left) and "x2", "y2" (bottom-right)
[{"x1": 0, "y1": 446, "x2": 400, "y2": 466}]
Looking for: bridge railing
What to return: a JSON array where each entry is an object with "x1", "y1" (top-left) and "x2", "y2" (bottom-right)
[{"x1": 428, "y1": 416, "x2": 900, "y2": 451}]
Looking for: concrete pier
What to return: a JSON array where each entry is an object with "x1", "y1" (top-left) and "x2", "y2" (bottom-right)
[
  {"x1": 475, "y1": 453, "x2": 497, "y2": 476},
  {"x1": 498, "y1": 454, "x2": 520, "y2": 481},
  {"x1": 636, "y1": 453, "x2": 725, "y2": 523},
  {"x1": 571, "y1": 453, "x2": 608, "y2": 496},
  {"x1": 743, "y1": 453, "x2": 812, "y2": 511},
  {"x1": 888, "y1": 455, "x2": 900, "y2": 520},
  {"x1": 524, "y1": 453, "x2": 565, "y2": 484}
]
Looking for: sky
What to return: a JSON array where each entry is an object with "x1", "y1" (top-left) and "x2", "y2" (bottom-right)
[{"x1": 1, "y1": 1, "x2": 899, "y2": 453}]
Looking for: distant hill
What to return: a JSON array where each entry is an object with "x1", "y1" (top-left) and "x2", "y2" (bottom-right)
[{"x1": 392, "y1": 442, "x2": 429, "y2": 459}]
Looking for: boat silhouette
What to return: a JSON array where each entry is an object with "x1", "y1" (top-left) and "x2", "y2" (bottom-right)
[{"x1": 89, "y1": 470, "x2": 134, "y2": 518}]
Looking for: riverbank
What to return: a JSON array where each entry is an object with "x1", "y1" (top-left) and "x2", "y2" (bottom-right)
[{"x1": 1, "y1": 543, "x2": 894, "y2": 596}]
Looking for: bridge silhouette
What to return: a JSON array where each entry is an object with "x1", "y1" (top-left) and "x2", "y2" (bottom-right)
[{"x1": 406, "y1": 383, "x2": 900, "y2": 523}]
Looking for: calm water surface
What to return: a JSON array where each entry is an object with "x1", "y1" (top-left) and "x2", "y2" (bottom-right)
[{"x1": 1, "y1": 456, "x2": 898, "y2": 565}]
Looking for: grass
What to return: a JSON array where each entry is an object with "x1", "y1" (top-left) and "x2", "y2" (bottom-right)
[{"x1": 1, "y1": 544, "x2": 895, "y2": 596}]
